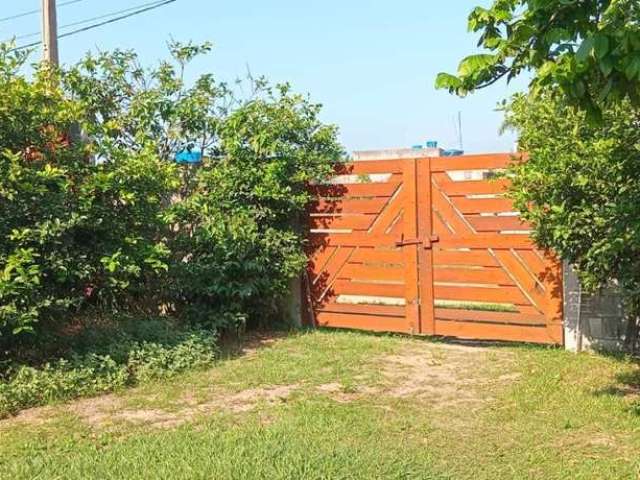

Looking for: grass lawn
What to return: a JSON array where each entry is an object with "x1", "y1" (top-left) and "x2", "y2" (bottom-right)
[{"x1": 0, "y1": 330, "x2": 638, "y2": 479}]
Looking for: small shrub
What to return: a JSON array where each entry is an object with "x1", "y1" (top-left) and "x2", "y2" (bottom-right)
[{"x1": 0, "y1": 321, "x2": 218, "y2": 418}]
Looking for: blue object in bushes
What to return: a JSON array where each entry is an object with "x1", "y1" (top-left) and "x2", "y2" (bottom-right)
[{"x1": 175, "y1": 150, "x2": 202, "y2": 164}]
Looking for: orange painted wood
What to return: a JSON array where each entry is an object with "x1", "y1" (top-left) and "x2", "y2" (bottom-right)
[
  {"x1": 435, "y1": 319, "x2": 556, "y2": 344},
  {"x1": 433, "y1": 267, "x2": 514, "y2": 286},
  {"x1": 434, "y1": 285, "x2": 529, "y2": 305},
  {"x1": 318, "y1": 303, "x2": 405, "y2": 317},
  {"x1": 431, "y1": 183, "x2": 475, "y2": 235},
  {"x1": 451, "y1": 197, "x2": 515, "y2": 215},
  {"x1": 339, "y1": 263, "x2": 404, "y2": 283},
  {"x1": 350, "y1": 248, "x2": 404, "y2": 265},
  {"x1": 492, "y1": 249, "x2": 547, "y2": 314},
  {"x1": 316, "y1": 312, "x2": 411, "y2": 333},
  {"x1": 311, "y1": 247, "x2": 354, "y2": 301},
  {"x1": 307, "y1": 245, "x2": 337, "y2": 275},
  {"x1": 309, "y1": 181, "x2": 400, "y2": 197},
  {"x1": 417, "y1": 157, "x2": 435, "y2": 334},
  {"x1": 309, "y1": 215, "x2": 376, "y2": 231},
  {"x1": 467, "y1": 215, "x2": 530, "y2": 232},
  {"x1": 434, "y1": 174, "x2": 510, "y2": 196},
  {"x1": 369, "y1": 187, "x2": 404, "y2": 234},
  {"x1": 514, "y1": 249, "x2": 547, "y2": 276},
  {"x1": 433, "y1": 249, "x2": 499, "y2": 267},
  {"x1": 434, "y1": 308, "x2": 547, "y2": 326},
  {"x1": 432, "y1": 210, "x2": 454, "y2": 238},
  {"x1": 310, "y1": 197, "x2": 389, "y2": 214},
  {"x1": 431, "y1": 153, "x2": 522, "y2": 172},
  {"x1": 306, "y1": 153, "x2": 563, "y2": 345},
  {"x1": 308, "y1": 232, "x2": 398, "y2": 248},
  {"x1": 402, "y1": 158, "x2": 420, "y2": 332},
  {"x1": 329, "y1": 280, "x2": 405, "y2": 298},
  {"x1": 436, "y1": 235, "x2": 534, "y2": 249}
]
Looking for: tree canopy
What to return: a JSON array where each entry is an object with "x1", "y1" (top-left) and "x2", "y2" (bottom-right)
[{"x1": 436, "y1": 0, "x2": 640, "y2": 117}]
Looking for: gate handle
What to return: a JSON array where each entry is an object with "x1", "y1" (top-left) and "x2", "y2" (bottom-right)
[{"x1": 395, "y1": 235, "x2": 440, "y2": 249}]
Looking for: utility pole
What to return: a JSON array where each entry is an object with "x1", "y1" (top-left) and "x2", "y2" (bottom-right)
[{"x1": 42, "y1": 0, "x2": 59, "y2": 65}]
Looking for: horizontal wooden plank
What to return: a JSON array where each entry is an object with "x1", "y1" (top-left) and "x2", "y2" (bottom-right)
[
  {"x1": 316, "y1": 312, "x2": 411, "y2": 333},
  {"x1": 308, "y1": 233, "x2": 399, "y2": 248},
  {"x1": 316, "y1": 303, "x2": 405, "y2": 317},
  {"x1": 309, "y1": 215, "x2": 376, "y2": 231},
  {"x1": 467, "y1": 215, "x2": 530, "y2": 232},
  {"x1": 339, "y1": 264, "x2": 404, "y2": 283},
  {"x1": 452, "y1": 197, "x2": 516, "y2": 214},
  {"x1": 434, "y1": 308, "x2": 547, "y2": 326},
  {"x1": 431, "y1": 153, "x2": 522, "y2": 172},
  {"x1": 309, "y1": 182, "x2": 400, "y2": 197},
  {"x1": 434, "y1": 285, "x2": 529, "y2": 305},
  {"x1": 435, "y1": 235, "x2": 534, "y2": 249},
  {"x1": 309, "y1": 197, "x2": 389, "y2": 214},
  {"x1": 434, "y1": 174, "x2": 510, "y2": 196},
  {"x1": 433, "y1": 249, "x2": 499, "y2": 267},
  {"x1": 350, "y1": 248, "x2": 404, "y2": 265},
  {"x1": 433, "y1": 267, "x2": 514, "y2": 286},
  {"x1": 435, "y1": 319, "x2": 558, "y2": 344},
  {"x1": 329, "y1": 280, "x2": 405, "y2": 298},
  {"x1": 334, "y1": 160, "x2": 404, "y2": 175}
]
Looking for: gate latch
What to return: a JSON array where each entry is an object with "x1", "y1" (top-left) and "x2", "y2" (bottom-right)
[{"x1": 395, "y1": 235, "x2": 440, "y2": 249}]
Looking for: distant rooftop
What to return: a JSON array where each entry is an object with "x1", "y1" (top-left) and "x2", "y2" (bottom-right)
[{"x1": 352, "y1": 147, "x2": 443, "y2": 161}]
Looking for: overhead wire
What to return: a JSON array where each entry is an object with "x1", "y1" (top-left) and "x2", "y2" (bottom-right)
[
  {"x1": 13, "y1": 0, "x2": 174, "y2": 41},
  {"x1": 10, "y1": 0, "x2": 177, "y2": 51},
  {"x1": 0, "y1": 0, "x2": 88, "y2": 23}
]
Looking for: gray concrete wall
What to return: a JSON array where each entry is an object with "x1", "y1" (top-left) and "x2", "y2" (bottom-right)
[{"x1": 563, "y1": 262, "x2": 628, "y2": 352}]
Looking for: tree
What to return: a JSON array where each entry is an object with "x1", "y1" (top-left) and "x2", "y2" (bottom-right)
[
  {"x1": 435, "y1": 0, "x2": 640, "y2": 117},
  {"x1": 503, "y1": 92, "x2": 640, "y2": 350}
]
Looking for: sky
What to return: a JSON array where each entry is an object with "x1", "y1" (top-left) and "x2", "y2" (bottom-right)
[{"x1": 2, "y1": 0, "x2": 529, "y2": 154}]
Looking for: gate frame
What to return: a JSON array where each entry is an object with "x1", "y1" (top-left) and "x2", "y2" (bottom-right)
[{"x1": 303, "y1": 152, "x2": 565, "y2": 346}]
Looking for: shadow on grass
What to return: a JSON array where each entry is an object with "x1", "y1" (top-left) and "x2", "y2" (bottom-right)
[
  {"x1": 592, "y1": 358, "x2": 640, "y2": 416},
  {"x1": 309, "y1": 325, "x2": 562, "y2": 352}
]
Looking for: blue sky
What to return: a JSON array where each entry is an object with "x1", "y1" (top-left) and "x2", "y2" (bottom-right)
[{"x1": 2, "y1": 0, "x2": 528, "y2": 153}]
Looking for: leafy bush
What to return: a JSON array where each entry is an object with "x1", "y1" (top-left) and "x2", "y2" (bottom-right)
[
  {"x1": 504, "y1": 91, "x2": 640, "y2": 348},
  {"x1": 0, "y1": 319, "x2": 217, "y2": 418},
  {"x1": 0, "y1": 40, "x2": 342, "y2": 343}
]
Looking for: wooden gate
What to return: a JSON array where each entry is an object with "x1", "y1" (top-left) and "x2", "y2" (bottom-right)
[{"x1": 305, "y1": 153, "x2": 564, "y2": 345}]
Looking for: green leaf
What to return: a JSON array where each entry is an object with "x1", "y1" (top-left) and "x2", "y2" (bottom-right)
[
  {"x1": 575, "y1": 37, "x2": 594, "y2": 63},
  {"x1": 457, "y1": 54, "x2": 497, "y2": 77},
  {"x1": 434, "y1": 72, "x2": 462, "y2": 90},
  {"x1": 593, "y1": 34, "x2": 609, "y2": 60}
]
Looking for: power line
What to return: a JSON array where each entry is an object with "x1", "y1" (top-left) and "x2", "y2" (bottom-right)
[
  {"x1": 0, "y1": 0, "x2": 88, "y2": 23},
  {"x1": 11, "y1": 0, "x2": 177, "y2": 52},
  {"x1": 13, "y1": 0, "x2": 173, "y2": 41}
]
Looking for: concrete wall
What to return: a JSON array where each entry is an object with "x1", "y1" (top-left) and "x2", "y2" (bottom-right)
[{"x1": 563, "y1": 262, "x2": 628, "y2": 352}]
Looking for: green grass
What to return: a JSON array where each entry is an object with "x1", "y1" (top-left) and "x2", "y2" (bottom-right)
[{"x1": 0, "y1": 330, "x2": 639, "y2": 479}]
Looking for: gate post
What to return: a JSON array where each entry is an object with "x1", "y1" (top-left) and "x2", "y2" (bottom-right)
[
  {"x1": 416, "y1": 157, "x2": 435, "y2": 335},
  {"x1": 402, "y1": 158, "x2": 420, "y2": 334}
]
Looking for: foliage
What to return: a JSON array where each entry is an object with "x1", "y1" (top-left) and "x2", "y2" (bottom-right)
[
  {"x1": 503, "y1": 91, "x2": 640, "y2": 346},
  {"x1": 0, "y1": 40, "x2": 342, "y2": 341},
  {"x1": 167, "y1": 84, "x2": 342, "y2": 324},
  {"x1": 435, "y1": 0, "x2": 640, "y2": 117},
  {"x1": 0, "y1": 318, "x2": 217, "y2": 418},
  {"x1": 0, "y1": 45, "x2": 178, "y2": 339}
]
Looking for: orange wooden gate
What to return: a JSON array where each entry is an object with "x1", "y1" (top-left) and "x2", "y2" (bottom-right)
[{"x1": 305, "y1": 153, "x2": 564, "y2": 345}]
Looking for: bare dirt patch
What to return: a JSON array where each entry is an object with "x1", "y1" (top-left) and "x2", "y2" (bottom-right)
[
  {"x1": 378, "y1": 342, "x2": 517, "y2": 406},
  {"x1": 75, "y1": 383, "x2": 300, "y2": 429},
  {"x1": 313, "y1": 342, "x2": 518, "y2": 408}
]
